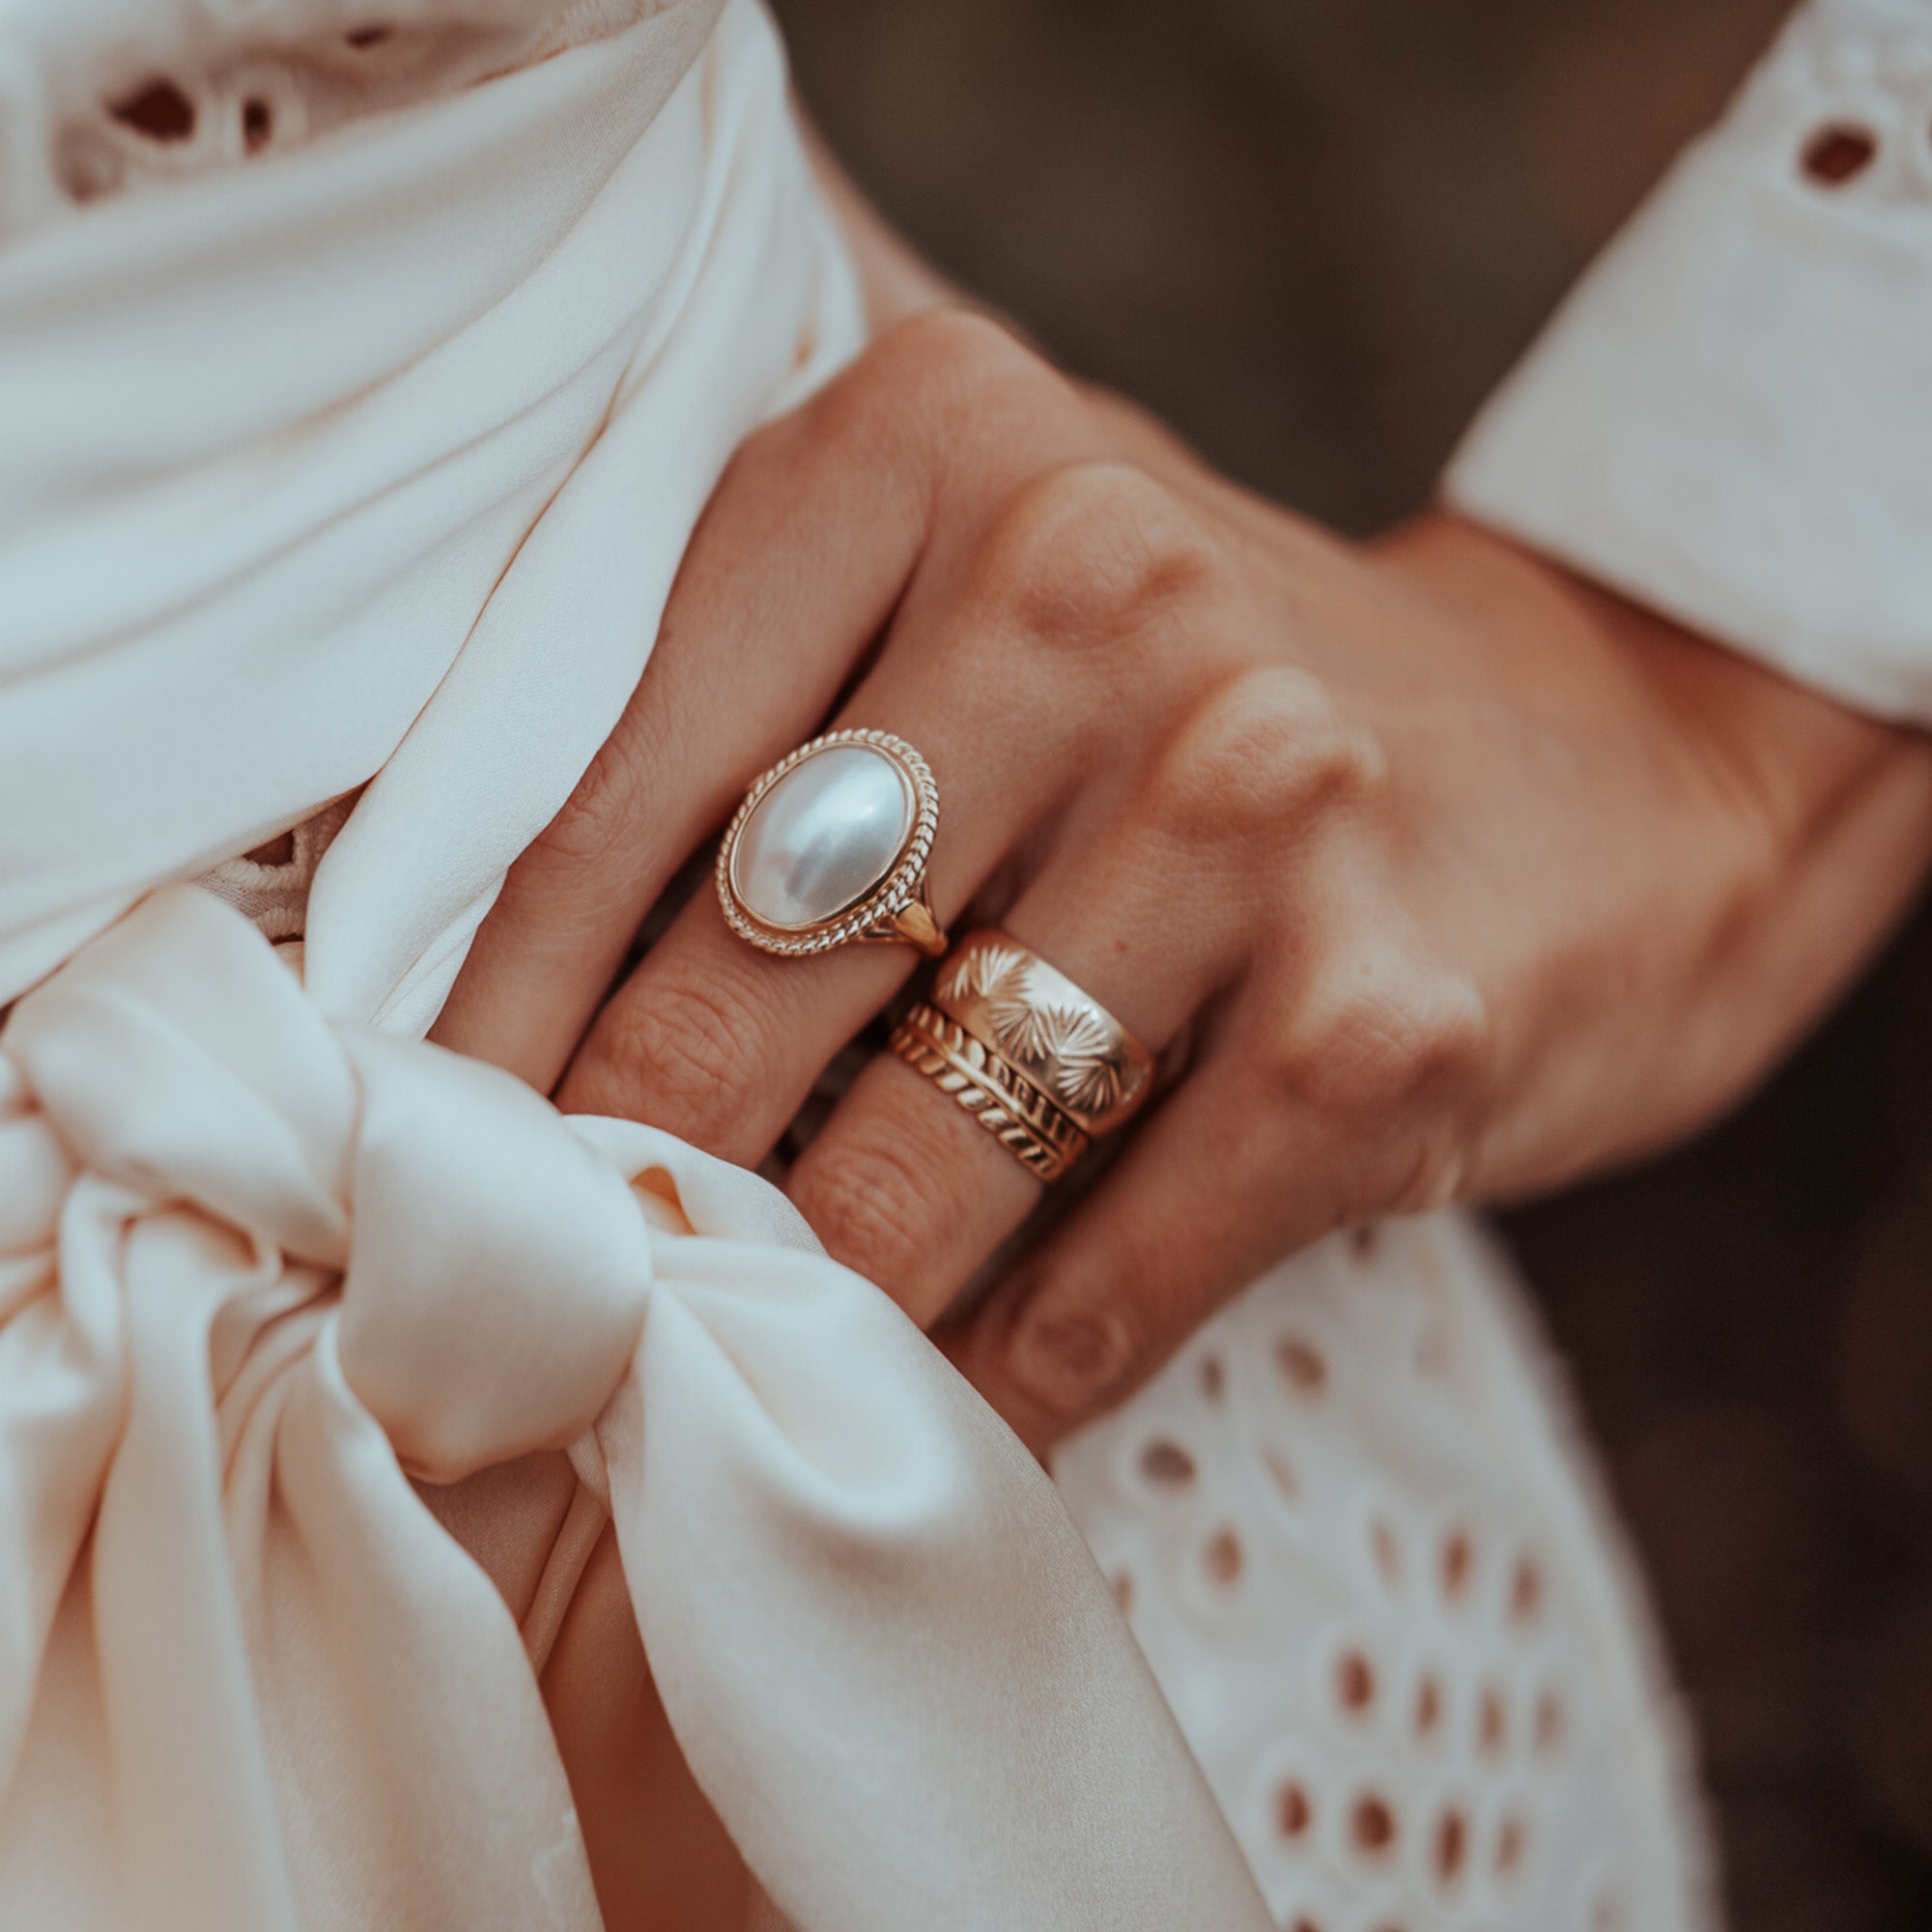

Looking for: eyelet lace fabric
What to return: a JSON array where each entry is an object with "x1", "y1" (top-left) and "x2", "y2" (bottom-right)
[
  {"x1": 1449, "y1": 0, "x2": 1932, "y2": 724},
  {"x1": 1054, "y1": 1215, "x2": 1714, "y2": 1932},
  {"x1": 1729, "y1": 0, "x2": 1932, "y2": 206},
  {"x1": 0, "y1": 0, "x2": 664, "y2": 239},
  {"x1": 198, "y1": 794, "x2": 356, "y2": 944}
]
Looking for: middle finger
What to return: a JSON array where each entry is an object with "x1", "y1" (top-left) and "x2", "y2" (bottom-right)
[
  {"x1": 552, "y1": 487, "x2": 1190, "y2": 1158},
  {"x1": 781, "y1": 665, "x2": 1323, "y2": 1326}
]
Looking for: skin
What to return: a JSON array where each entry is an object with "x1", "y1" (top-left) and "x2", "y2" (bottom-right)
[{"x1": 435, "y1": 158, "x2": 1932, "y2": 1460}]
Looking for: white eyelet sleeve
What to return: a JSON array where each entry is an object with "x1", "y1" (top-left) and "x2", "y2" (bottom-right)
[{"x1": 1445, "y1": 0, "x2": 1932, "y2": 724}]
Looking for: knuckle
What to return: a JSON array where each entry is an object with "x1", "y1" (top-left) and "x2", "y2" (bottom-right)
[
  {"x1": 789, "y1": 1122, "x2": 954, "y2": 1294},
  {"x1": 1264, "y1": 949, "x2": 1490, "y2": 1122},
  {"x1": 573, "y1": 963, "x2": 773, "y2": 1144},
  {"x1": 805, "y1": 308, "x2": 1052, "y2": 507},
  {"x1": 979, "y1": 461, "x2": 1233, "y2": 655},
  {"x1": 867, "y1": 306, "x2": 1040, "y2": 417},
  {"x1": 1006, "y1": 1289, "x2": 1143, "y2": 1420},
  {"x1": 1150, "y1": 667, "x2": 1385, "y2": 841},
  {"x1": 530, "y1": 714, "x2": 659, "y2": 872}
]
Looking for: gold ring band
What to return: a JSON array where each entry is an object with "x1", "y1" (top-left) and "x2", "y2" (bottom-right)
[
  {"x1": 930, "y1": 930, "x2": 1154, "y2": 1136},
  {"x1": 890, "y1": 1003, "x2": 1090, "y2": 1181},
  {"x1": 890, "y1": 929, "x2": 1157, "y2": 1183}
]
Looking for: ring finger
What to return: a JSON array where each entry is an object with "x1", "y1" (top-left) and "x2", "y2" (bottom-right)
[
  {"x1": 781, "y1": 773, "x2": 1248, "y2": 1330},
  {"x1": 551, "y1": 559, "x2": 1170, "y2": 1161}
]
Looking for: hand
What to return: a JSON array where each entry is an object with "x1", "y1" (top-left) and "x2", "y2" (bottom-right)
[{"x1": 436, "y1": 307, "x2": 1932, "y2": 1451}]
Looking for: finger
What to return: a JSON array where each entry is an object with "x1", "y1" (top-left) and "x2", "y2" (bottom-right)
[
  {"x1": 553, "y1": 572, "x2": 1100, "y2": 1157},
  {"x1": 781, "y1": 662, "x2": 1375, "y2": 1329},
  {"x1": 555, "y1": 461, "x2": 1234, "y2": 1164},
  {"x1": 439, "y1": 308, "x2": 1095, "y2": 1090},
  {"x1": 938, "y1": 1057, "x2": 1303, "y2": 1457},
  {"x1": 780, "y1": 826, "x2": 1229, "y2": 1330},
  {"x1": 431, "y1": 344, "x2": 939, "y2": 1089},
  {"x1": 945, "y1": 943, "x2": 1490, "y2": 1455}
]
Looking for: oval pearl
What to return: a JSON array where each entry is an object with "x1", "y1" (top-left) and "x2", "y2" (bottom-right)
[{"x1": 731, "y1": 745, "x2": 915, "y2": 929}]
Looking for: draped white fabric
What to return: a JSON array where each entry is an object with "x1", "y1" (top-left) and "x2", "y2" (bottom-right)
[
  {"x1": 0, "y1": 3, "x2": 1274, "y2": 1925},
  {"x1": 1449, "y1": 0, "x2": 1932, "y2": 724},
  {"x1": 0, "y1": 0, "x2": 833, "y2": 1027}
]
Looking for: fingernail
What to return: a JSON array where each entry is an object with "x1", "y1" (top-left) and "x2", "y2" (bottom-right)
[{"x1": 1007, "y1": 1301, "x2": 1134, "y2": 1418}]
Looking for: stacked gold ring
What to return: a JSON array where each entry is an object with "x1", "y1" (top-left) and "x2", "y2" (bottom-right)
[{"x1": 890, "y1": 929, "x2": 1155, "y2": 1182}]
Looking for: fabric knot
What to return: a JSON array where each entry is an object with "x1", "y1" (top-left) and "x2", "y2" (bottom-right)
[{"x1": 1, "y1": 885, "x2": 650, "y2": 1481}]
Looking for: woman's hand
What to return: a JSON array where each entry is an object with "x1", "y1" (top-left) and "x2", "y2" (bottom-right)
[{"x1": 435, "y1": 307, "x2": 1932, "y2": 1451}]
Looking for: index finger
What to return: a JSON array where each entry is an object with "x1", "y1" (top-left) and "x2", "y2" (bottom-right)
[{"x1": 431, "y1": 384, "x2": 933, "y2": 1092}]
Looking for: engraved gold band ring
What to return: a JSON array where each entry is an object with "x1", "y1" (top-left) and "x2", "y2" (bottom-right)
[
  {"x1": 890, "y1": 929, "x2": 1156, "y2": 1182},
  {"x1": 717, "y1": 729, "x2": 947, "y2": 958}
]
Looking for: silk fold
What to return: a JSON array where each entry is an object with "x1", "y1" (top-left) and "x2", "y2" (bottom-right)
[{"x1": 0, "y1": 1, "x2": 1270, "y2": 1924}]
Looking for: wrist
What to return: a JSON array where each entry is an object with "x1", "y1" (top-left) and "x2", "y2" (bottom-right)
[
  {"x1": 1381, "y1": 508, "x2": 1926, "y2": 863},
  {"x1": 1379, "y1": 508, "x2": 1932, "y2": 1174}
]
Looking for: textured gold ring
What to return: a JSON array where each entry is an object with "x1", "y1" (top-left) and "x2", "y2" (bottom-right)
[
  {"x1": 890, "y1": 1004, "x2": 1090, "y2": 1181},
  {"x1": 889, "y1": 928, "x2": 1156, "y2": 1181},
  {"x1": 716, "y1": 728, "x2": 946, "y2": 958}
]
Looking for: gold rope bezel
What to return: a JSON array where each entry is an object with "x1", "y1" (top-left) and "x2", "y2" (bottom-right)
[{"x1": 716, "y1": 728, "x2": 940, "y2": 958}]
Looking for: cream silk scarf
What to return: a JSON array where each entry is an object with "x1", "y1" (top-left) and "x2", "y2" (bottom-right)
[{"x1": 0, "y1": 2, "x2": 1272, "y2": 1926}]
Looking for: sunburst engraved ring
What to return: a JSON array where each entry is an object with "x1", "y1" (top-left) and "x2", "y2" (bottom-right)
[
  {"x1": 717, "y1": 728, "x2": 947, "y2": 958},
  {"x1": 890, "y1": 928, "x2": 1156, "y2": 1180}
]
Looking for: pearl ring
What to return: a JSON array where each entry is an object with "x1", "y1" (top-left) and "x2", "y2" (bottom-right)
[{"x1": 716, "y1": 728, "x2": 947, "y2": 958}]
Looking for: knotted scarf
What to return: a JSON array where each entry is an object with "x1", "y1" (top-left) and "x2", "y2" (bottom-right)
[{"x1": 0, "y1": 2, "x2": 1270, "y2": 1925}]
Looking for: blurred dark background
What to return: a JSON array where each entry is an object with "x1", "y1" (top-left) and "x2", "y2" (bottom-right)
[{"x1": 769, "y1": 2, "x2": 1932, "y2": 1925}]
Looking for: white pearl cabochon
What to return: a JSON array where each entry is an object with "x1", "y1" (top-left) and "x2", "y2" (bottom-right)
[{"x1": 730, "y1": 744, "x2": 917, "y2": 929}]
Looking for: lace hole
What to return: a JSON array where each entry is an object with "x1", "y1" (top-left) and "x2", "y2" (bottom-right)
[
  {"x1": 1333, "y1": 1648, "x2": 1377, "y2": 1719},
  {"x1": 1275, "y1": 1333, "x2": 1327, "y2": 1396},
  {"x1": 1274, "y1": 1778, "x2": 1314, "y2": 1842},
  {"x1": 1477, "y1": 1682, "x2": 1507, "y2": 1757},
  {"x1": 1137, "y1": 1437, "x2": 1196, "y2": 1488},
  {"x1": 1203, "y1": 1524, "x2": 1244, "y2": 1588},
  {"x1": 1509, "y1": 1553, "x2": 1544, "y2": 1626},
  {"x1": 346, "y1": 25, "x2": 394, "y2": 49},
  {"x1": 242, "y1": 99, "x2": 272, "y2": 154},
  {"x1": 1533, "y1": 1687, "x2": 1566, "y2": 1756},
  {"x1": 1350, "y1": 1791, "x2": 1398, "y2": 1860},
  {"x1": 1412, "y1": 1669, "x2": 1443, "y2": 1740},
  {"x1": 1801, "y1": 123, "x2": 1877, "y2": 185},
  {"x1": 54, "y1": 131, "x2": 124, "y2": 205},
  {"x1": 110, "y1": 79, "x2": 196, "y2": 143},
  {"x1": 242, "y1": 831, "x2": 297, "y2": 867}
]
